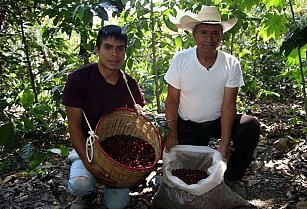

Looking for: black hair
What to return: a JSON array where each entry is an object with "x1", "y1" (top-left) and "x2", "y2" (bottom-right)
[{"x1": 96, "y1": 25, "x2": 128, "y2": 48}]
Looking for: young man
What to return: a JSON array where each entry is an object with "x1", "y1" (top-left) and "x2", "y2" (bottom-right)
[
  {"x1": 62, "y1": 25, "x2": 145, "y2": 209},
  {"x1": 164, "y1": 6, "x2": 260, "y2": 198}
]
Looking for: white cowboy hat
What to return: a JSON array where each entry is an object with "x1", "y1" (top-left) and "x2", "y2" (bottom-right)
[{"x1": 179, "y1": 6, "x2": 238, "y2": 32}]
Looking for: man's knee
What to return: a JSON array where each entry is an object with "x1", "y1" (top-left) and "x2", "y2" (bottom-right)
[
  {"x1": 251, "y1": 116, "x2": 260, "y2": 128},
  {"x1": 235, "y1": 115, "x2": 260, "y2": 148},
  {"x1": 250, "y1": 117, "x2": 260, "y2": 141},
  {"x1": 243, "y1": 115, "x2": 260, "y2": 135},
  {"x1": 68, "y1": 176, "x2": 95, "y2": 197}
]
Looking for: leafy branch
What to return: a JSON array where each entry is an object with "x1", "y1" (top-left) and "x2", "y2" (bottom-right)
[{"x1": 280, "y1": 0, "x2": 307, "y2": 113}]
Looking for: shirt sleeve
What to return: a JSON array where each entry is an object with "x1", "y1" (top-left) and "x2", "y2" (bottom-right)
[
  {"x1": 62, "y1": 73, "x2": 83, "y2": 108},
  {"x1": 225, "y1": 58, "x2": 245, "y2": 88},
  {"x1": 164, "y1": 53, "x2": 181, "y2": 89}
]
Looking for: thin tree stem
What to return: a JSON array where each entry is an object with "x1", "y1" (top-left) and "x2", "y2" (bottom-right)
[
  {"x1": 16, "y1": 1, "x2": 38, "y2": 103},
  {"x1": 151, "y1": 0, "x2": 161, "y2": 113},
  {"x1": 288, "y1": 0, "x2": 306, "y2": 113}
]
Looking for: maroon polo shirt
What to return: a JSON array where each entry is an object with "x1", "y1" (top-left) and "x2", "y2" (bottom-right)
[{"x1": 62, "y1": 63, "x2": 145, "y2": 136}]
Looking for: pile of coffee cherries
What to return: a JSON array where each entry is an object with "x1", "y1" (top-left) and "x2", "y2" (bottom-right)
[
  {"x1": 172, "y1": 168, "x2": 209, "y2": 185},
  {"x1": 100, "y1": 134, "x2": 156, "y2": 169}
]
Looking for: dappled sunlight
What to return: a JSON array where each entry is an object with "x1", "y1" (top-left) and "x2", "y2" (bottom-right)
[{"x1": 249, "y1": 199, "x2": 275, "y2": 208}]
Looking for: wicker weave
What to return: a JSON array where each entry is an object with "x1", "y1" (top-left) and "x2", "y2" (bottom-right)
[{"x1": 93, "y1": 108, "x2": 162, "y2": 188}]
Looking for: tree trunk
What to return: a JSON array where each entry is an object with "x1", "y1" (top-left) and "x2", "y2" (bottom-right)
[
  {"x1": 17, "y1": 2, "x2": 38, "y2": 103},
  {"x1": 151, "y1": 0, "x2": 161, "y2": 113}
]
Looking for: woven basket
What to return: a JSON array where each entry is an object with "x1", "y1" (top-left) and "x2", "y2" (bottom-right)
[{"x1": 93, "y1": 108, "x2": 162, "y2": 188}]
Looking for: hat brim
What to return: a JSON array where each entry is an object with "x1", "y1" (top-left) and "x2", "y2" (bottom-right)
[{"x1": 180, "y1": 16, "x2": 238, "y2": 33}]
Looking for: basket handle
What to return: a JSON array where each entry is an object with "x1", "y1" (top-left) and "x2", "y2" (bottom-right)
[
  {"x1": 83, "y1": 111, "x2": 98, "y2": 163},
  {"x1": 121, "y1": 70, "x2": 143, "y2": 114}
]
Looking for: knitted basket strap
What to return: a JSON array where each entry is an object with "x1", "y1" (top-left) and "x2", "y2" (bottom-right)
[
  {"x1": 121, "y1": 70, "x2": 143, "y2": 114},
  {"x1": 83, "y1": 111, "x2": 98, "y2": 163}
]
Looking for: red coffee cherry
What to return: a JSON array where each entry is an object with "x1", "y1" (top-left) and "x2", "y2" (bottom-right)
[
  {"x1": 172, "y1": 168, "x2": 209, "y2": 185},
  {"x1": 100, "y1": 134, "x2": 156, "y2": 169}
]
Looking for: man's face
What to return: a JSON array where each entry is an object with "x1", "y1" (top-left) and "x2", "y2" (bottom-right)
[
  {"x1": 193, "y1": 23, "x2": 223, "y2": 52},
  {"x1": 95, "y1": 36, "x2": 126, "y2": 72}
]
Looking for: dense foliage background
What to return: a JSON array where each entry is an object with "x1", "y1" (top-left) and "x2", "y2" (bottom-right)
[{"x1": 0, "y1": 0, "x2": 306, "y2": 170}]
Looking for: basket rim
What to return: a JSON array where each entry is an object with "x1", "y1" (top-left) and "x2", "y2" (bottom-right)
[{"x1": 94, "y1": 107, "x2": 162, "y2": 171}]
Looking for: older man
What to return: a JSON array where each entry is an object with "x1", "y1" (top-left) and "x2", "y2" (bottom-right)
[{"x1": 164, "y1": 6, "x2": 260, "y2": 198}]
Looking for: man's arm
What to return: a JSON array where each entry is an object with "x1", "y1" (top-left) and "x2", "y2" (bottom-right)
[
  {"x1": 165, "y1": 84, "x2": 180, "y2": 152},
  {"x1": 66, "y1": 106, "x2": 116, "y2": 185},
  {"x1": 218, "y1": 87, "x2": 238, "y2": 161}
]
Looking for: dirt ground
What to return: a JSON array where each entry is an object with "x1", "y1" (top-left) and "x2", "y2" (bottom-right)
[{"x1": 0, "y1": 101, "x2": 306, "y2": 209}]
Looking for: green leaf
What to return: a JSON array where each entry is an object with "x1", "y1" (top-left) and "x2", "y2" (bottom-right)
[
  {"x1": 124, "y1": 9, "x2": 130, "y2": 20},
  {"x1": 0, "y1": 122, "x2": 17, "y2": 152},
  {"x1": 21, "y1": 115, "x2": 36, "y2": 131},
  {"x1": 36, "y1": 115, "x2": 51, "y2": 133},
  {"x1": 281, "y1": 26, "x2": 307, "y2": 57},
  {"x1": 59, "y1": 145, "x2": 70, "y2": 156},
  {"x1": 132, "y1": 38, "x2": 141, "y2": 48},
  {"x1": 163, "y1": 14, "x2": 178, "y2": 32},
  {"x1": 159, "y1": 42, "x2": 168, "y2": 48},
  {"x1": 183, "y1": 37, "x2": 194, "y2": 48},
  {"x1": 93, "y1": 5, "x2": 109, "y2": 20},
  {"x1": 52, "y1": 87, "x2": 62, "y2": 104},
  {"x1": 239, "y1": 0, "x2": 261, "y2": 10},
  {"x1": 175, "y1": 36, "x2": 182, "y2": 48},
  {"x1": 72, "y1": 5, "x2": 80, "y2": 19},
  {"x1": 169, "y1": 8, "x2": 177, "y2": 17},
  {"x1": 19, "y1": 89, "x2": 35, "y2": 109},
  {"x1": 263, "y1": 0, "x2": 285, "y2": 10},
  {"x1": 259, "y1": 13, "x2": 288, "y2": 42},
  {"x1": 78, "y1": 4, "x2": 86, "y2": 19},
  {"x1": 136, "y1": 30, "x2": 144, "y2": 39},
  {"x1": 127, "y1": 58, "x2": 133, "y2": 69},
  {"x1": 83, "y1": 8, "x2": 93, "y2": 26},
  {"x1": 137, "y1": 9, "x2": 147, "y2": 18},
  {"x1": 30, "y1": 104, "x2": 52, "y2": 115},
  {"x1": 136, "y1": 1, "x2": 142, "y2": 11},
  {"x1": 20, "y1": 143, "x2": 35, "y2": 163},
  {"x1": 53, "y1": 15, "x2": 61, "y2": 26},
  {"x1": 0, "y1": 98, "x2": 9, "y2": 109},
  {"x1": 285, "y1": 45, "x2": 307, "y2": 66},
  {"x1": 29, "y1": 151, "x2": 47, "y2": 169}
]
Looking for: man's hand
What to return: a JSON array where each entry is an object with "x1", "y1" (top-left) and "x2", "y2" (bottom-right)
[
  {"x1": 217, "y1": 143, "x2": 230, "y2": 163},
  {"x1": 165, "y1": 134, "x2": 178, "y2": 153},
  {"x1": 85, "y1": 162, "x2": 117, "y2": 186}
]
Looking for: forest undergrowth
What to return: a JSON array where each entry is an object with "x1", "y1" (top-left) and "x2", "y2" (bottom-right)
[{"x1": 0, "y1": 100, "x2": 306, "y2": 209}]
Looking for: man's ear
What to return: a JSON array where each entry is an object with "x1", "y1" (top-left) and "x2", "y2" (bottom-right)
[
  {"x1": 192, "y1": 30, "x2": 196, "y2": 40},
  {"x1": 192, "y1": 26, "x2": 197, "y2": 39},
  {"x1": 94, "y1": 46, "x2": 100, "y2": 55}
]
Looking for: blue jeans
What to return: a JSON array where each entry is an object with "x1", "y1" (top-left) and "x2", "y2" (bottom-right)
[{"x1": 67, "y1": 150, "x2": 130, "y2": 209}]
